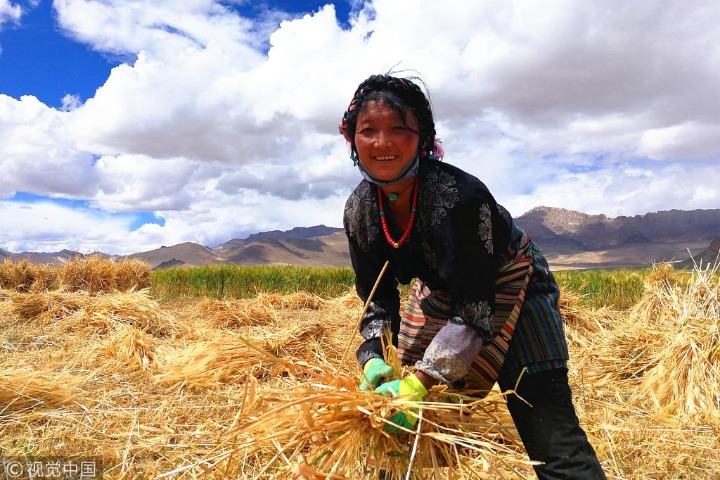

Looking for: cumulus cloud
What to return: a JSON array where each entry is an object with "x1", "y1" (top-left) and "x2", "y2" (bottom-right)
[
  {"x1": 1, "y1": 0, "x2": 718, "y2": 254},
  {"x1": 0, "y1": 200, "x2": 134, "y2": 254},
  {"x1": 0, "y1": 95, "x2": 100, "y2": 198},
  {"x1": 0, "y1": 0, "x2": 23, "y2": 28}
]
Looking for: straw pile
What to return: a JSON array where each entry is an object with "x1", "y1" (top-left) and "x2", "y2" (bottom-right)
[
  {"x1": 0, "y1": 369, "x2": 85, "y2": 414},
  {"x1": 568, "y1": 262, "x2": 720, "y2": 478},
  {"x1": 194, "y1": 291, "x2": 326, "y2": 329},
  {"x1": 1, "y1": 258, "x2": 719, "y2": 479},
  {"x1": 577, "y1": 263, "x2": 720, "y2": 420},
  {"x1": 0, "y1": 255, "x2": 150, "y2": 294},
  {"x1": 58, "y1": 255, "x2": 151, "y2": 293},
  {"x1": 631, "y1": 263, "x2": 720, "y2": 420},
  {"x1": 197, "y1": 376, "x2": 527, "y2": 479},
  {"x1": 0, "y1": 259, "x2": 57, "y2": 292},
  {"x1": 96, "y1": 323, "x2": 161, "y2": 371}
]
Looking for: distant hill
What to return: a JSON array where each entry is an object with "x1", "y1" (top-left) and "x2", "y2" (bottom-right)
[
  {"x1": 126, "y1": 242, "x2": 224, "y2": 270},
  {"x1": 0, "y1": 249, "x2": 108, "y2": 267},
  {"x1": 518, "y1": 207, "x2": 720, "y2": 249},
  {"x1": 515, "y1": 207, "x2": 720, "y2": 269},
  {"x1": 219, "y1": 232, "x2": 350, "y2": 268},
  {"x1": 676, "y1": 236, "x2": 720, "y2": 269},
  {"x1": 3, "y1": 208, "x2": 719, "y2": 270},
  {"x1": 242, "y1": 225, "x2": 343, "y2": 243},
  {"x1": 214, "y1": 225, "x2": 343, "y2": 252}
]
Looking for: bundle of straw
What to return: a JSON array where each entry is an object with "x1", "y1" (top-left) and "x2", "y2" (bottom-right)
[
  {"x1": 97, "y1": 323, "x2": 160, "y2": 371},
  {"x1": 58, "y1": 255, "x2": 150, "y2": 293},
  {"x1": 74, "y1": 289, "x2": 178, "y2": 337},
  {"x1": 559, "y1": 288, "x2": 614, "y2": 350},
  {"x1": 155, "y1": 317, "x2": 333, "y2": 389},
  {"x1": 634, "y1": 263, "x2": 720, "y2": 420},
  {"x1": 627, "y1": 263, "x2": 680, "y2": 326},
  {"x1": 195, "y1": 298, "x2": 277, "y2": 328},
  {"x1": 255, "y1": 291, "x2": 329, "y2": 310},
  {"x1": 180, "y1": 372, "x2": 527, "y2": 479},
  {"x1": 155, "y1": 336, "x2": 278, "y2": 389},
  {"x1": 0, "y1": 259, "x2": 58, "y2": 292},
  {"x1": 6, "y1": 289, "x2": 87, "y2": 321},
  {"x1": 113, "y1": 258, "x2": 152, "y2": 292},
  {"x1": 0, "y1": 369, "x2": 84, "y2": 414}
]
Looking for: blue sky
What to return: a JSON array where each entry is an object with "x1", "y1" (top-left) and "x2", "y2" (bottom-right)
[
  {"x1": 0, "y1": 0, "x2": 353, "y2": 243},
  {"x1": 0, "y1": 1, "x2": 353, "y2": 107},
  {"x1": 0, "y1": 0, "x2": 718, "y2": 254},
  {"x1": 0, "y1": 1, "x2": 117, "y2": 107}
]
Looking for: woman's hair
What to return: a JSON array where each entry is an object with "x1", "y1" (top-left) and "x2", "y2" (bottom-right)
[{"x1": 339, "y1": 74, "x2": 443, "y2": 162}]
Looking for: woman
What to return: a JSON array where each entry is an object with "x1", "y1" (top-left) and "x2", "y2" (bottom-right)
[{"x1": 339, "y1": 73, "x2": 606, "y2": 479}]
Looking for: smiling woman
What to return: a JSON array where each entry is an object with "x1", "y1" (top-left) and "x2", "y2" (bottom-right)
[
  {"x1": 339, "y1": 73, "x2": 608, "y2": 479},
  {"x1": 353, "y1": 101, "x2": 420, "y2": 184}
]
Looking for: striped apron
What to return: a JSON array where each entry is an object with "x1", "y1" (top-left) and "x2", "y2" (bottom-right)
[{"x1": 397, "y1": 235, "x2": 534, "y2": 394}]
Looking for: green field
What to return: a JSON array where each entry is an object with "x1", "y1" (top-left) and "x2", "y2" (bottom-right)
[
  {"x1": 151, "y1": 264, "x2": 651, "y2": 310},
  {"x1": 150, "y1": 264, "x2": 357, "y2": 300}
]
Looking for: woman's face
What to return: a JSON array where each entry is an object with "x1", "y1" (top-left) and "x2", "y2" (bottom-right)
[{"x1": 353, "y1": 100, "x2": 420, "y2": 182}]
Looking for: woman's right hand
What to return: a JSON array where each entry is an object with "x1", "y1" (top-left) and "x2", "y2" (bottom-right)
[{"x1": 359, "y1": 358, "x2": 394, "y2": 391}]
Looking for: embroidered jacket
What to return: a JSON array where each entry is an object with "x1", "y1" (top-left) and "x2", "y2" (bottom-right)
[{"x1": 344, "y1": 158, "x2": 568, "y2": 375}]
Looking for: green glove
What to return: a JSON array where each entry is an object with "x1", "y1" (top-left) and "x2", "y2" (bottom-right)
[
  {"x1": 375, "y1": 373, "x2": 428, "y2": 433},
  {"x1": 360, "y1": 358, "x2": 394, "y2": 391}
]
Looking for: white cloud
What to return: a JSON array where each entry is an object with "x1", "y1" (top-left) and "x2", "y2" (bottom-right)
[
  {"x1": 638, "y1": 123, "x2": 720, "y2": 160},
  {"x1": 1, "y1": 0, "x2": 718, "y2": 254},
  {"x1": 0, "y1": 0, "x2": 23, "y2": 28},
  {"x1": 0, "y1": 95, "x2": 99, "y2": 198},
  {"x1": 0, "y1": 200, "x2": 133, "y2": 254},
  {"x1": 53, "y1": 0, "x2": 261, "y2": 57},
  {"x1": 505, "y1": 161, "x2": 720, "y2": 219}
]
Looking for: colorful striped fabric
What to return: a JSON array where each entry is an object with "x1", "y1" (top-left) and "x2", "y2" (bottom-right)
[{"x1": 398, "y1": 246, "x2": 534, "y2": 394}]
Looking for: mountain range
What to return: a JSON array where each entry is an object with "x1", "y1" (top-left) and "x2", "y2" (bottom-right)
[{"x1": 2, "y1": 207, "x2": 719, "y2": 271}]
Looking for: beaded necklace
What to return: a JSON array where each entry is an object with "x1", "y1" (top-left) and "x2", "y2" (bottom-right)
[
  {"x1": 377, "y1": 176, "x2": 419, "y2": 248},
  {"x1": 386, "y1": 178, "x2": 415, "y2": 202}
]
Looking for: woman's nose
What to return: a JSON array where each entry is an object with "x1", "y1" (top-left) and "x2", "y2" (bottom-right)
[{"x1": 374, "y1": 130, "x2": 392, "y2": 147}]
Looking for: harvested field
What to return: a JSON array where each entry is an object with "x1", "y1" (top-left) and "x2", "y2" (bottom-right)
[{"x1": 0, "y1": 260, "x2": 718, "y2": 479}]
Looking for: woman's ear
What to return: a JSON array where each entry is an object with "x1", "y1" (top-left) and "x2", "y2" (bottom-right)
[{"x1": 340, "y1": 126, "x2": 353, "y2": 144}]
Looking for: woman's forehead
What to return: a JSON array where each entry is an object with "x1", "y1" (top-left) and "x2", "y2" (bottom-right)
[{"x1": 357, "y1": 99, "x2": 418, "y2": 124}]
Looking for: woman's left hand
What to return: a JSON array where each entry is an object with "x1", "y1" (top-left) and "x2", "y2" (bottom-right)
[{"x1": 375, "y1": 373, "x2": 428, "y2": 432}]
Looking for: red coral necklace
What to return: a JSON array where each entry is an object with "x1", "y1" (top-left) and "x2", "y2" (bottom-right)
[{"x1": 377, "y1": 177, "x2": 419, "y2": 249}]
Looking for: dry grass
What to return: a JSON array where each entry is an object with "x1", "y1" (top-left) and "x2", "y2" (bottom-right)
[
  {"x1": 199, "y1": 379, "x2": 528, "y2": 479},
  {"x1": 0, "y1": 259, "x2": 719, "y2": 479},
  {"x1": 1, "y1": 255, "x2": 150, "y2": 294},
  {"x1": 0, "y1": 369, "x2": 85, "y2": 414},
  {"x1": 0, "y1": 259, "x2": 57, "y2": 292},
  {"x1": 58, "y1": 255, "x2": 151, "y2": 293},
  {"x1": 631, "y1": 263, "x2": 720, "y2": 421}
]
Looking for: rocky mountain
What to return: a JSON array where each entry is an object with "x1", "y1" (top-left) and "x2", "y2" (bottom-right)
[
  {"x1": 677, "y1": 236, "x2": 720, "y2": 269},
  {"x1": 127, "y1": 242, "x2": 225, "y2": 270},
  {"x1": 0, "y1": 249, "x2": 106, "y2": 266},
  {"x1": 3, "y1": 208, "x2": 719, "y2": 270},
  {"x1": 219, "y1": 233, "x2": 349, "y2": 267},
  {"x1": 516, "y1": 207, "x2": 720, "y2": 269},
  {"x1": 519, "y1": 207, "x2": 720, "y2": 249},
  {"x1": 236, "y1": 225, "x2": 342, "y2": 245}
]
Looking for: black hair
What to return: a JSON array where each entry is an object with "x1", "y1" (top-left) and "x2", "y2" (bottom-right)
[{"x1": 339, "y1": 74, "x2": 443, "y2": 162}]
